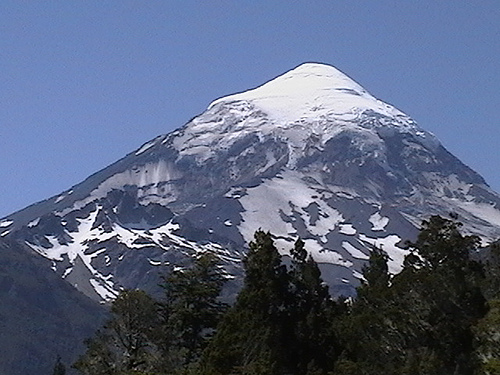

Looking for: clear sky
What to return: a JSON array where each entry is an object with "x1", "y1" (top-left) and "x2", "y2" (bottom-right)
[{"x1": 1, "y1": 1, "x2": 499, "y2": 218}]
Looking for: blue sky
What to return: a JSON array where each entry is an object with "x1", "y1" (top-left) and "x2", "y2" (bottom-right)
[{"x1": 1, "y1": 1, "x2": 499, "y2": 218}]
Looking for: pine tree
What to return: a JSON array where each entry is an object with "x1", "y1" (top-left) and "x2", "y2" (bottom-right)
[
  {"x1": 158, "y1": 252, "x2": 227, "y2": 369},
  {"x1": 73, "y1": 289, "x2": 160, "y2": 375},
  {"x1": 52, "y1": 355, "x2": 66, "y2": 375},
  {"x1": 483, "y1": 240, "x2": 500, "y2": 300},
  {"x1": 474, "y1": 299, "x2": 500, "y2": 374},
  {"x1": 400, "y1": 215, "x2": 487, "y2": 375},
  {"x1": 335, "y1": 246, "x2": 398, "y2": 375},
  {"x1": 336, "y1": 216, "x2": 488, "y2": 375},
  {"x1": 475, "y1": 240, "x2": 500, "y2": 374},
  {"x1": 199, "y1": 233, "x2": 342, "y2": 375},
  {"x1": 198, "y1": 230, "x2": 290, "y2": 374},
  {"x1": 288, "y1": 239, "x2": 339, "y2": 374}
]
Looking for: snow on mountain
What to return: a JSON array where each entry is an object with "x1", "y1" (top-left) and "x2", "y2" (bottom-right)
[
  {"x1": 3, "y1": 62, "x2": 500, "y2": 301},
  {"x1": 209, "y1": 63, "x2": 402, "y2": 122}
]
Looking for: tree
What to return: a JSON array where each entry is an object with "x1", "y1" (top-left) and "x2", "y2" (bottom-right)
[
  {"x1": 198, "y1": 231, "x2": 291, "y2": 374},
  {"x1": 400, "y1": 215, "x2": 487, "y2": 374},
  {"x1": 73, "y1": 289, "x2": 160, "y2": 375},
  {"x1": 158, "y1": 252, "x2": 227, "y2": 369},
  {"x1": 474, "y1": 299, "x2": 500, "y2": 374},
  {"x1": 336, "y1": 216, "x2": 488, "y2": 375},
  {"x1": 483, "y1": 240, "x2": 500, "y2": 300},
  {"x1": 475, "y1": 240, "x2": 500, "y2": 374},
  {"x1": 288, "y1": 239, "x2": 340, "y2": 374},
  {"x1": 199, "y1": 232, "x2": 341, "y2": 375},
  {"x1": 335, "y1": 246, "x2": 399, "y2": 375},
  {"x1": 52, "y1": 355, "x2": 66, "y2": 375}
]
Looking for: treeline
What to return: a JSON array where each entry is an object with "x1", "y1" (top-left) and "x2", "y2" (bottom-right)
[{"x1": 71, "y1": 216, "x2": 500, "y2": 375}]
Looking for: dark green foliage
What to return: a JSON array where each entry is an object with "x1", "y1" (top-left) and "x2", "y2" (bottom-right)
[
  {"x1": 337, "y1": 215, "x2": 488, "y2": 375},
  {"x1": 199, "y1": 231, "x2": 290, "y2": 374},
  {"x1": 475, "y1": 240, "x2": 500, "y2": 373},
  {"x1": 52, "y1": 356, "x2": 66, "y2": 375},
  {"x1": 74, "y1": 253, "x2": 227, "y2": 375},
  {"x1": 360, "y1": 246, "x2": 390, "y2": 292},
  {"x1": 474, "y1": 299, "x2": 500, "y2": 374},
  {"x1": 198, "y1": 232, "x2": 340, "y2": 375},
  {"x1": 483, "y1": 240, "x2": 500, "y2": 300},
  {"x1": 73, "y1": 289, "x2": 160, "y2": 374},
  {"x1": 158, "y1": 253, "x2": 227, "y2": 369},
  {"x1": 73, "y1": 331, "x2": 117, "y2": 375},
  {"x1": 335, "y1": 247, "x2": 398, "y2": 375},
  {"x1": 287, "y1": 239, "x2": 340, "y2": 374},
  {"x1": 72, "y1": 217, "x2": 499, "y2": 375},
  {"x1": 401, "y1": 216, "x2": 487, "y2": 374}
]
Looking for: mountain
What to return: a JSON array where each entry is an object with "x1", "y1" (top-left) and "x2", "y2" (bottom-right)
[
  {"x1": 3, "y1": 63, "x2": 500, "y2": 305},
  {"x1": 0, "y1": 238, "x2": 106, "y2": 375}
]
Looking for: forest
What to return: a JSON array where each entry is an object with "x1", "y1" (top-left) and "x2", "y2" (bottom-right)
[{"x1": 65, "y1": 215, "x2": 500, "y2": 375}]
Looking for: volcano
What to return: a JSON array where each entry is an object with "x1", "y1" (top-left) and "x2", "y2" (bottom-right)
[{"x1": 3, "y1": 63, "x2": 500, "y2": 302}]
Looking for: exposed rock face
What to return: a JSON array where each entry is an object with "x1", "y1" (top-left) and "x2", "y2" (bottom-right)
[{"x1": 3, "y1": 63, "x2": 500, "y2": 303}]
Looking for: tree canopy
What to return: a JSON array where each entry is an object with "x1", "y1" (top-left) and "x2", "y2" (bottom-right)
[{"x1": 73, "y1": 216, "x2": 500, "y2": 375}]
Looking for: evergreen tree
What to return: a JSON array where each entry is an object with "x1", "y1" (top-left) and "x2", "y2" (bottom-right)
[
  {"x1": 158, "y1": 252, "x2": 227, "y2": 369},
  {"x1": 336, "y1": 216, "x2": 488, "y2": 375},
  {"x1": 52, "y1": 355, "x2": 66, "y2": 375},
  {"x1": 71, "y1": 216, "x2": 491, "y2": 374},
  {"x1": 335, "y1": 246, "x2": 399, "y2": 375},
  {"x1": 400, "y1": 215, "x2": 487, "y2": 374},
  {"x1": 73, "y1": 289, "x2": 160, "y2": 375},
  {"x1": 199, "y1": 233, "x2": 340, "y2": 375},
  {"x1": 288, "y1": 239, "x2": 339, "y2": 374},
  {"x1": 474, "y1": 299, "x2": 500, "y2": 374},
  {"x1": 198, "y1": 230, "x2": 291, "y2": 374},
  {"x1": 483, "y1": 240, "x2": 500, "y2": 300},
  {"x1": 475, "y1": 240, "x2": 500, "y2": 374}
]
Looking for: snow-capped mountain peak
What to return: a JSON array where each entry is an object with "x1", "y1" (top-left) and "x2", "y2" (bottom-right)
[
  {"x1": 174, "y1": 62, "x2": 432, "y2": 168},
  {"x1": 208, "y1": 62, "x2": 405, "y2": 123},
  {"x1": 3, "y1": 63, "x2": 500, "y2": 302}
]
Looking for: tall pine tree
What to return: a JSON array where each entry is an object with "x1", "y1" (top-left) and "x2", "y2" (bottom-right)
[
  {"x1": 199, "y1": 232, "x2": 340, "y2": 375},
  {"x1": 157, "y1": 252, "x2": 227, "y2": 370},
  {"x1": 288, "y1": 238, "x2": 340, "y2": 374},
  {"x1": 73, "y1": 289, "x2": 160, "y2": 375},
  {"x1": 336, "y1": 215, "x2": 488, "y2": 375},
  {"x1": 198, "y1": 231, "x2": 291, "y2": 375}
]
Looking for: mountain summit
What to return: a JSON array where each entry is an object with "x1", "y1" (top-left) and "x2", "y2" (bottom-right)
[
  {"x1": 208, "y1": 63, "x2": 391, "y2": 122},
  {"x1": 2, "y1": 62, "x2": 500, "y2": 302}
]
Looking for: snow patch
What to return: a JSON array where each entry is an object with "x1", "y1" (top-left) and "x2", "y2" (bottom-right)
[
  {"x1": 55, "y1": 195, "x2": 66, "y2": 203},
  {"x1": 342, "y1": 241, "x2": 369, "y2": 260},
  {"x1": 339, "y1": 224, "x2": 356, "y2": 235},
  {"x1": 458, "y1": 201, "x2": 500, "y2": 229},
  {"x1": 148, "y1": 259, "x2": 162, "y2": 266},
  {"x1": 369, "y1": 212, "x2": 389, "y2": 231},
  {"x1": 0, "y1": 220, "x2": 12, "y2": 227},
  {"x1": 238, "y1": 171, "x2": 341, "y2": 244},
  {"x1": 27, "y1": 218, "x2": 40, "y2": 227},
  {"x1": 62, "y1": 267, "x2": 73, "y2": 278},
  {"x1": 135, "y1": 140, "x2": 156, "y2": 155},
  {"x1": 359, "y1": 234, "x2": 408, "y2": 274},
  {"x1": 90, "y1": 278, "x2": 119, "y2": 301}
]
